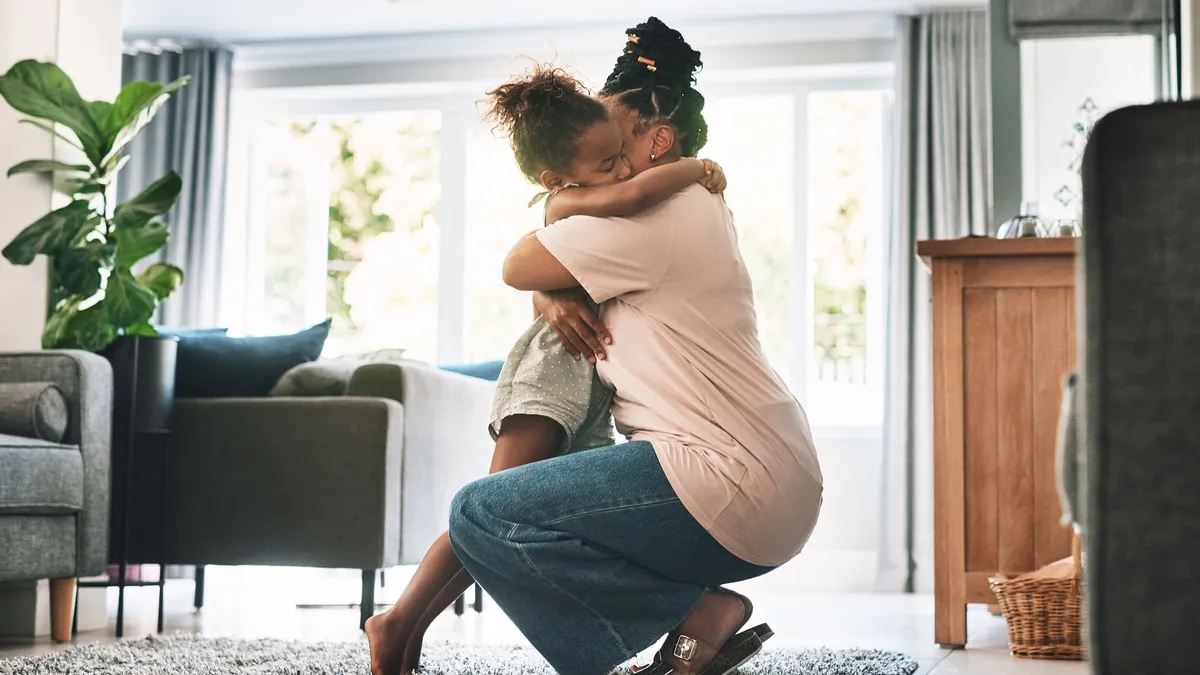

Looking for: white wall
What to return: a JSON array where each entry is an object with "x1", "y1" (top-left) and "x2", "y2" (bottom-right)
[
  {"x1": 0, "y1": 0, "x2": 123, "y2": 352},
  {"x1": 0, "y1": 0, "x2": 58, "y2": 351},
  {"x1": 0, "y1": 0, "x2": 122, "y2": 637}
]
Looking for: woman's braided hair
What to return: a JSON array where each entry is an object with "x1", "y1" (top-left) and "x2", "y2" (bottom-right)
[{"x1": 599, "y1": 17, "x2": 707, "y2": 157}]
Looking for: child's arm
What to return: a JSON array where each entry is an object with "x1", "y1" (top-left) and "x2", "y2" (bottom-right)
[{"x1": 545, "y1": 157, "x2": 724, "y2": 224}]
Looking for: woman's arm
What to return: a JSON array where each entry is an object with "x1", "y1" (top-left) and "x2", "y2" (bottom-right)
[
  {"x1": 544, "y1": 158, "x2": 723, "y2": 224},
  {"x1": 503, "y1": 232, "x2": 575, "y2": 291}
]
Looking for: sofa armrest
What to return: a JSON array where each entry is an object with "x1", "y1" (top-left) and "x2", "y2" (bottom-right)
[
  {"x1": 348, "y1": 361, "x2": 494, "y2": 563},
  {"x1": 0, "y1": 350, "x2": 113, "y2": 576},
  {"x1": 163, "y1": 396, "x2": 403, "y2": 569}
]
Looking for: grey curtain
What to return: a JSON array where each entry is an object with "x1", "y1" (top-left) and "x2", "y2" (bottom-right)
[
  {"x1": 878, "y1": 10, "x2": 991, "y2": 593},
  {"x1": 118, "y1": 45, "x2": 233, "y2": 328},
  {"x1": 1010, "y1": 0, "x2": 1165, "y2": 38}
]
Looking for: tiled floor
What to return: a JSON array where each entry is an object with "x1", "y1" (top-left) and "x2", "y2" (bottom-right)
[{"x1": 0, "y1": 567, "x2": 1088, "y2": 674}]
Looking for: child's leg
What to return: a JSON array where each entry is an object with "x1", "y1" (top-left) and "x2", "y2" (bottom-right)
[
  {"x1": 488, "y1": 413, "x2": 566, "y2": 471},
  {"x1": 366, "y1": 415, "x2": 563, "y2": 675},
  {"x1": 398, "y1": 415, "x2": 564, "y2": 669}
]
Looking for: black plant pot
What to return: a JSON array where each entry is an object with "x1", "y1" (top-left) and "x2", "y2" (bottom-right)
[
  {"x1": 102, "y1": 334, "x2": 178, "y2": 434},
  {"x1": 101, "y1": 334, "x2": 179, "y2": 563}
]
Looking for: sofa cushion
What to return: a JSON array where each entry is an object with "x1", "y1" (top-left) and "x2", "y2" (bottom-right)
[
  {"x1": 175, "y1": 320, "x2": 332, "y2": 398},
  {"x1": 0, "y1": 437, "x2": 83, "y2": 514},
  {"x1": 0, "y1": 382, "x2": 68, "y2": 442},
  {"x1": 270, "y1": 357, "x2": 360, "y2": 397},
  {"x1": 440, "y1": 360, "x2": 505, "y2": 382},
  {"x1": 157, "y1": 327, "x2": 229, "y2": 338},
  {"x1": 270, "y1": 349, "x2": 409, "y2": 397}
]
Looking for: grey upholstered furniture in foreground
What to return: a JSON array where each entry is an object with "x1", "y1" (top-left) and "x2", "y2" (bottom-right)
[
  {"x1": 1078, "y1": 100, "x2": 1200, "y2": 674},
  {"x1": 0, "y1": 351, "x2": 113, "y2": 641},
  {"x1": 150, "y1": 360, "x2": 494, "y2": 629}
]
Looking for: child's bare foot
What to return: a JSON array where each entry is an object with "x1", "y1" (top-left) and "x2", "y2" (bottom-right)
[
  {"x1": 365, "y1": 611, "x2": 415, "y2": 675},
  {"x1": 657, "y1": 590, "x2": 751, "y2": 674}
]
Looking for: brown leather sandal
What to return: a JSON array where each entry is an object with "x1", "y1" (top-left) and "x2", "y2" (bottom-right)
[
  {"x1": 633, "y1": 630, "x2": 764, "y2": 675},
  {"x1": 635, "y1": 589, "x2": 774, "y2": 675}
]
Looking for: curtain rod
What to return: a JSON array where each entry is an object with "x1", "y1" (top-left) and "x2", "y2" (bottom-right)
[{"x1": 123, "y1": 39, "x2": 232, "y2": 55}]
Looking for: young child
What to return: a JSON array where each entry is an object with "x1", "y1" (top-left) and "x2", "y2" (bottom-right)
[{"x1": 365, "y1": 64, "x2": 725, "y2": 675}]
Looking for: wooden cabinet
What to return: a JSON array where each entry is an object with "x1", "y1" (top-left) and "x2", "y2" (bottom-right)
[{"x1": 918, "y1": 238, "x2": 1077, "y2": 648}]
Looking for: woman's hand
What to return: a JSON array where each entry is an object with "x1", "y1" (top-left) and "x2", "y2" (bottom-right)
[
  {"x1": 533, "y1": 289, "x2": 611, "y2": 362},
  {"x1": 698, "y1": 158, "x2": 727, "y2": 194}
]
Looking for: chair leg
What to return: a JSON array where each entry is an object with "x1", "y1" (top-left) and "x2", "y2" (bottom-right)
[
  {"x1": 473, "y1": 582, "x2": 483, "y2": 613},
  {"x1": 194, "y1": 566, "x2": 206, "y2": 610},
  {"x1": 454, "y1": 594, "x2": 465, "y2": 615},
  {"x1": 49, "y1": 578, "x2": 76, "y2": 643},
  {"x1": 360, "y1": 570, "x2": 376, "y2": 631}
]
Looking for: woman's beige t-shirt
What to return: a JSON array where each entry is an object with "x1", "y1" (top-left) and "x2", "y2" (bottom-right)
[{"x1": 536, "y1": 184, "x2": 823, "y2": 567}]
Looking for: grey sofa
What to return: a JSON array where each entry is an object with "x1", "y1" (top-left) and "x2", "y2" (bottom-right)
[
  {"x1": 0, "y1": 351, "x2": 112, "y2": 641},
  {"x1": 147, "y1": 359, "x2": 494, "y2": 629},
  {"x1": 1076, "y1": 99, "x2": 1200, "y2": 673}
]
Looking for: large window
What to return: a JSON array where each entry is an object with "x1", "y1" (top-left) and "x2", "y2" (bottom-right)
[
  {"x1": 244, "y1": 112, "x2": 442, "y2": 361},
  {"x1": 231, "y1": 78, "x2": 890, "y2": 428},
  {"x1": 463, "y1": 121, "x2": 542, "y2": 363}
]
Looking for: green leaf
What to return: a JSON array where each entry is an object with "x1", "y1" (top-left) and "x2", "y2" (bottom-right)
[
  {"x1": 138, "y1": 262, "x2": 183, "y2": 300},
  {"x1": 124, "y1": 322, "x2": 158, "y2": 337},
  {"x1": 75, "y1": 182, "x2": 107, "y2": 195},
  {"x1": 103, "y1": 77, "x2": 188, "y2": 165},
  {"x1": 1, "y1": 200, "x2": 92, "y2": 265},
  {"x1": 112, "y1": 172, "x2": 182, "y2": 230},
  {"x1": 42, "y1": 296, "x2": 82, "y2": 349},
  {"x1": 53, "y1": 241, "x2": 112, "y2": 298},
  {"x1": 54, "y1": 176, "x2": 104, "y2": 197},
  {"x1": 104, "y1": 268, "x2": 157, "y2": 327},
  {"x1": 113, "y1": 221, "x2": 168, "y2": 267},
  {"x1": 19, "y1": 119, "x2": 84, "y2": 152},
  {"x1": 109, "y1": 81, "x2": 163, "y2": 137},
  {"x1": 66, "y1": 302, "x2": 117, "y2": 351},
  {"x1": 68, "y1": 215, "x2": 103, "y2": 246},
  {"x1": 86, "y1": 100, "x2": 113, "y2": 148},
  {"x1": 7, "y1": 159, "x2": 91, "y2": 177},
  {"x1": 0, "y1": 60, "x2": 106, "y2": 165}
]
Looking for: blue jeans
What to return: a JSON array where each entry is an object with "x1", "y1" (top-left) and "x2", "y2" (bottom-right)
[{"x1": 449, "y1": 440, "x2": 772, "y2": 675}]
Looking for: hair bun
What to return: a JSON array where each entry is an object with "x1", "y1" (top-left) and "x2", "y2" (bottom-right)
[
  {"x1": 604, "y1": 16, "x2": 702, "y2": 93},
  {"x1": 487, "y1": 65, "x2": 588, "y2": 138}
]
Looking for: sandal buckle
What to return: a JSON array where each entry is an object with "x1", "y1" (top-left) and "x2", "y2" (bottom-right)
[{"x1": 673, "y1": 635, "x2": 698, "y2": 661}]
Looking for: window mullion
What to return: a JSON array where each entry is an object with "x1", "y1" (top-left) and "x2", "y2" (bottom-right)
[
  {"x1": 789, "y1": 87, "x2": 812, "y2": 406},
  {"x1": 437, "y1": 107, "x2": 470, "y2": 363}
]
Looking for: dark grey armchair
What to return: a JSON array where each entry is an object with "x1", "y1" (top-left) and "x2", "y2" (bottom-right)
[
  {"x1": 1078, "y1": 99, "x2": 1200, "y2": 673},
  {"x1": 0, "y1": 351, "x2": 112, "y2": 641}
]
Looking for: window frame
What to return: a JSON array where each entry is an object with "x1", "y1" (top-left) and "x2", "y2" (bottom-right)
[{"x1": 224, "y1": 70, "x2": 893, "y2": 433}]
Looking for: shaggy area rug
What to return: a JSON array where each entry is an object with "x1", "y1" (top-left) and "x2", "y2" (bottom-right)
[{"x1": 0, "y1": 635, "x2": 920, "y2": 675}]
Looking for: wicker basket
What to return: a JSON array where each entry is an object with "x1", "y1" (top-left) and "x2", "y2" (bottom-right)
[{"x1": 988, "y1": 533, "x2": 1084, "y2": 660}]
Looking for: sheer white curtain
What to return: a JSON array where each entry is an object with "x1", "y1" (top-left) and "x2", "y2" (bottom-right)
[{"x1": 878, "y1": 10, "x2": 991, "y2": 592}]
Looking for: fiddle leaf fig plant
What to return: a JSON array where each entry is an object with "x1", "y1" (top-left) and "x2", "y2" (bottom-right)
[{"x1": 0, "y1": 59, "x2": 189, "y2": 351}]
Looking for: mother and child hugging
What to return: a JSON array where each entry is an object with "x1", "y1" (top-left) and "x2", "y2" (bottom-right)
[{"x1": 365, "y1": 16, "x2": 824, "y2": 675}]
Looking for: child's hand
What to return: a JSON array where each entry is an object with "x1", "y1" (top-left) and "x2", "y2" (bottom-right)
[{"x1": 698, "y1": 158, "x2": 727, "y2": 194}]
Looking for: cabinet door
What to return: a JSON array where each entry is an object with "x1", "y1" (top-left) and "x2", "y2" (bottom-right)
[{"x1": 962, "y1": 281, "x2": 1075, "y2": 578}]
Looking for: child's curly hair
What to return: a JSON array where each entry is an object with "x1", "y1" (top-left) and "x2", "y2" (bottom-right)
[{"x1": 486, "y1": 65, "x2": 610, "y2": 184}]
